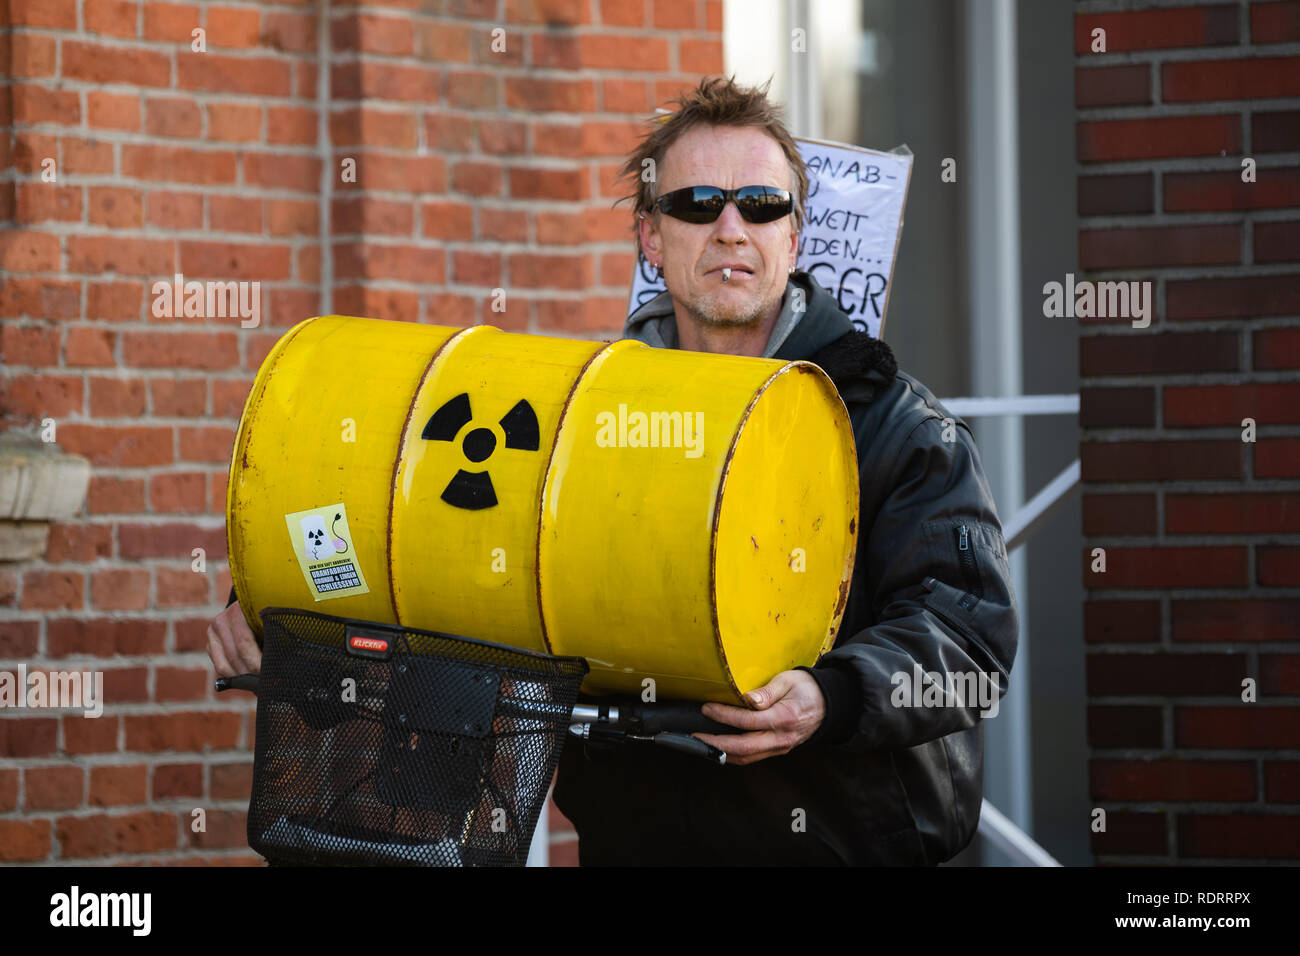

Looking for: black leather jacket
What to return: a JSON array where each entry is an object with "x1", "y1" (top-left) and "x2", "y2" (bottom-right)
[{"x1": 552, "y1": 272, "x2": 1020, "y2": 865}]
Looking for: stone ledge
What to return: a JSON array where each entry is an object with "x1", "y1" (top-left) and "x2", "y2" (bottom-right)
[{"x1": 0, "y1": 442, "x2": 91, "y2": 562}]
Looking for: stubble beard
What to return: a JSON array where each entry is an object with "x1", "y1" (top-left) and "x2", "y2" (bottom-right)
[{"x1": 682, "y1": 283, "x2": 782, "y2": 329}]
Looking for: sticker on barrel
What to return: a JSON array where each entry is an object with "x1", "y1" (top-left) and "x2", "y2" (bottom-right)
[{"x1": 284, "y1": 503, "x2": 370, "y2": 601}]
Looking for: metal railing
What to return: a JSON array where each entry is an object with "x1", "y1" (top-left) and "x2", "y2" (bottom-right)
[
  {"x1": 978, "y1": 798, "x2": 1062, "y2": 867},
  {"x1": 944, "y1": 392, "x2": 1079, "y2": 866}
]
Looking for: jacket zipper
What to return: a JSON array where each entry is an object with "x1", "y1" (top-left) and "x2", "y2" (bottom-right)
[{"x1": 955, "y1": 524, "x2": 984, "y2": 600}]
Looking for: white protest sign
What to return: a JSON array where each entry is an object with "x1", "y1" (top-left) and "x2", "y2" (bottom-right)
[{"x1": 627, "y1": 137, "x2": 913, "y2": 340}]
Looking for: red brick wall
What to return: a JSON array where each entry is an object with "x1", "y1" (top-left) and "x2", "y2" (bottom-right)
[
  {"x1": 1077, "y1": 0, "x2": 1300, "y2": 863},
  {"x1": 1, "y1": 0, "x2": 721, "y2": 865}
]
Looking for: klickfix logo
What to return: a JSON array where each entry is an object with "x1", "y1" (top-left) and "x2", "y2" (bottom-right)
[{"x1": 346, "y1": 631, "x2": 392, "y2": 659}]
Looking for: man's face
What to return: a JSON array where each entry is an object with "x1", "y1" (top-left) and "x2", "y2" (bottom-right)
[{"x1": 639, "y1": 125, "x2": 798, "y2": 329}]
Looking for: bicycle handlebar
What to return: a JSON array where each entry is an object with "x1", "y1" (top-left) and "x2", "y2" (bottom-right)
[{"x1": 216, "y1": 673, "x2": 735, "y2": 763}]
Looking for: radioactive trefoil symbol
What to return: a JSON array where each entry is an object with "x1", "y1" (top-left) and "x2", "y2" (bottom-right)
[{"x1": 421, "y1": 393, "x2": 539, "y2": 510}]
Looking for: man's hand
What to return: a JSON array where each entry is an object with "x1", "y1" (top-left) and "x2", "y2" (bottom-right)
[
  {"x1": 207, "y1": 601, "x2": 262, "y2": 678},
  {"x1": 692, "y1": 669, "x2": 825, "y2": 766}
]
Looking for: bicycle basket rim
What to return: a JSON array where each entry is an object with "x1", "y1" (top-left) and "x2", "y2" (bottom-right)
[{"x1": 257, "y1": 605, "x2": 590, "y2": 671}]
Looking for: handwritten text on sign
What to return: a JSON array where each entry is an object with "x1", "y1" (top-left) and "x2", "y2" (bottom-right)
[{"x1": 627, "y1": 139, "x2": 912, "y2": 340}]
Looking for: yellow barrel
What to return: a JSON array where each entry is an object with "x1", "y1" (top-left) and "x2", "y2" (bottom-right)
[{"x1": 227, "y1": 316, "x2": 859, "y2": 704}]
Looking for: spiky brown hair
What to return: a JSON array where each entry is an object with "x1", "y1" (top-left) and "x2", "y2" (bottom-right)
[{"x1": 618, "y1": 75, "x2": 807, "y2": 261}]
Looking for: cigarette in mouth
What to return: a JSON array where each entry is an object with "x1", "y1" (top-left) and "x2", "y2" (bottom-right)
[{"x1": 722, "y1": 267, "x2": 731, "y2": 282}]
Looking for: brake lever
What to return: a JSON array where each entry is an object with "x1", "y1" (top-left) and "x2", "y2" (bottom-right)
[
  {"x1": 215, "y1": 674, "x2": 261, "y2": 694},
  {"x1": 570, "y1": 723, "x2": 727, "y2": 764},
  {"x1": 650, "y1": 732, "x2": 726, "y2": 765}
]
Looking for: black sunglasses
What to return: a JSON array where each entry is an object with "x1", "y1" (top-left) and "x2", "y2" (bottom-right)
[{"x1": 653, "y1": 185, "x2": 793, "y2": 224}]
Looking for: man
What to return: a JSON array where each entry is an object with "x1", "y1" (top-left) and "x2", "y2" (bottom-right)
[
  {"x1": 549, "y1": 75, "x2": 1018, "y2": 865},
  {"x1": 209, "y1": 74, "x2": 1018, "y2": 866}
]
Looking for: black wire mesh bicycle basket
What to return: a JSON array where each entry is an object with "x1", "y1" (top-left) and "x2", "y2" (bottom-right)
[{"x1": 247, "y1": 606, "x2": 588, "y2": 867}]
